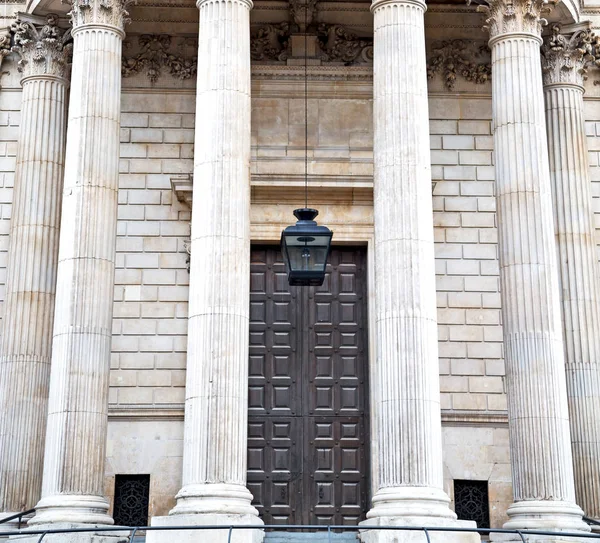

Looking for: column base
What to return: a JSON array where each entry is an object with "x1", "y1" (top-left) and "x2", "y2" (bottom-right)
[
  {"x1": 28, "y1": 495, "x2": 114, "y2": 526},
  {"x1": 589, "y1": 521, "x2": 600, "y2": 534},
  {"x1": 7, "y1": 524, "x2": 129, "y2": 543},
  {"x1": 147, "y1": 483, "x2": 264, "y2": 543},
  {"x1": 503, "y1": 501, "x2": 590, "y2": 533},
  {"x1": 359, "y1": 487, "x2": 479, "y2": 543}
]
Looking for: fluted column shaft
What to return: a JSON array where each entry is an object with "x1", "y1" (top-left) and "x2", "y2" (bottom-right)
[
  {"x1": 480, "y1": 1, "x2": 589, "y2": 530},
  {"x1": 542, "y1": 33, "x2": 600, "y2": 521},
  {"x1": 366, "y1": 0, "x2": 456, "y2": 523},
  {"x1": 169, "y1": 0, "x2": 259, "y2": 520},
  {"x1": 30, "y1": 1, "x2": 129, "y2": 526},
  {"x1": 0, "y1": 16, "x2": 69, "y2": 518}
]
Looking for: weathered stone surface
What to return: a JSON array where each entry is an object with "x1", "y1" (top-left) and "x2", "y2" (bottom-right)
[
  {"x1": 481, "y1": 0, "x2": 590, "y2": 534},
  {"x1": 544, "y1": 26, "x2": 600, "y2": 524},
  {"x1": 0, "y1": 13, "x2": 70, "y2": 523},
  {"x1": 27, "y1": 0, "x2": 130, "y2": 533}
]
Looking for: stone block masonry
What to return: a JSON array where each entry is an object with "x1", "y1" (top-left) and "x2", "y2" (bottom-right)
[{"x1": 112, "y1": 97, "x2": 193, "y2": 409}]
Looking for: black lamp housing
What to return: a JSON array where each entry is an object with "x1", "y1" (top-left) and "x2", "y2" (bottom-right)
[{"x1": 280, "y1": 208, "x2": 333, "y2": 286}]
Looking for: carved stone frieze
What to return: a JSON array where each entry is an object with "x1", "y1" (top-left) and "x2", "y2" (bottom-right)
[
  {"x1": 468, "y1": 0, "x2": 554, "y2": 41},
  {"x1": 427, "y1": 39, "x2": 491, "y2": 90},
  {"x1": 65, "y1": 0, "x2": 136, "y2": 33},
  {"x1": 0, "y1": 32, "x2": 10, "y2": 69},
  {"x1": 317, "y1": 24, "x2": 373, "y2": 64},
  {"x1": 122, "y1": 34, "x2": 197, "y2": 82},
  {"x1": 250, "y1": 23, "x2": 290, "y2": 62},
  {"x1": 10, "y1": 14, "x2": 72, "y2": 80},
  {"x1": 541, "y1": 24, "x2": 599, "y2": 87},
  {"x1": 289, "y1": 0, "x2": 317, "y2": 32}
]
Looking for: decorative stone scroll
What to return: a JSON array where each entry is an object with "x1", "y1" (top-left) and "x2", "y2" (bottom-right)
[
  {"x1": 122, "y1": 34, "x2": 197, "y2": 82},
  {"x1": 427, "y1": 39, "x2": 491, "y2": 90},
  {"x1": 10, "y1": 14, "x2": 72, "y2": 80},
  {"x1": 250, "y1": 22, "x2": 373, "y2": 65},
  {"x1": 0, "y1": 32, "x2": 10, "y2": 71},
  {"x1": 250, "y1": 23, "x2": 290, "y2": 61},
  {"x1": 65, "y1": 0, "x2": 135, "y2": 33},
  {"x1": 317, "y1": 24, "x2": 373, "y2": 64},
  {"x1": 468, "y1": 0, "x2": 554, "y2": 41}
]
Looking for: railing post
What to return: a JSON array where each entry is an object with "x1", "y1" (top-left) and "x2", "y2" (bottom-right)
[
  {"x1": 227, "y1": 525, "x2": 233, "y2": 543},
  {"x1": 516, "y1": 530, "x2": 527, "y2": 543},
  {"x1": 37, "y1": 531, "x2": 48, "y2": 543},
  {"x1": 423, "y1": 527, "x2": 431, "y2": 543},
  {"x1": 328, "y1": 525, "x2": 332, "y2": 543},
  {"x1": 129, "y1": 527, "x2": 138, "y2": 541}
]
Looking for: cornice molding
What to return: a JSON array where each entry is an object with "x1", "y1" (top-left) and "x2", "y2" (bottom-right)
[{"x1": 107, "y1": 405, "x2": 509, "y2": 426}]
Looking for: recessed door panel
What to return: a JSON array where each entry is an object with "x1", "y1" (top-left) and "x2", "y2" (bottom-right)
[{"x1": 248, "y1": 246, "x2": 369, "y2": 525}]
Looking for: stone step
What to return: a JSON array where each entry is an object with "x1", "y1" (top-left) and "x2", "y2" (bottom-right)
[{"x1": 264, "y1": 532, "x2": 358, "y2": 543}]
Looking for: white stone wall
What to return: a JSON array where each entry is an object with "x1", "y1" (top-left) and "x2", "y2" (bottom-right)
[
  {"x1": 110, "y1": 92, "x2": 194, "y2": 408},
  {"x1": 429, "y1": 97, "x2": 506, "y2": 414}
]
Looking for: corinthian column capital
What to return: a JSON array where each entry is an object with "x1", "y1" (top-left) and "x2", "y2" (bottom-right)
[
  {"x1": 10, "y1": 15, "x2": 72, "y2": 81},
  {"x1": 65, "y1": 0, "x2": 135, "y2": 35},
  {"x1": 470, "y1": 0, "x2": 554, "y2": 43},
  {"x1": 541, "y1": 23, "x2": 599, "y2": 87}
]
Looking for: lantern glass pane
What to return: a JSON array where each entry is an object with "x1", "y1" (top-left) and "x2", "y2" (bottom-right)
[{"x1": 287, "y1": 243, "x2": 329, "y2": 273}]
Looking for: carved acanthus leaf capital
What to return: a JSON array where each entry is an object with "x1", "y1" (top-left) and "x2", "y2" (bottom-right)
[
  {"x1": 10, "y1": 15, "x2": 72, "y2": 80},
  {"x1": 468, "y1": 0, "x2": 555, "y2": 41},
  {"x1": 541, "y1": 24, "x2": 599, "y2": 87},
  {"x1": 64, "y1": 0, "x2": 136, "y2": 34}
]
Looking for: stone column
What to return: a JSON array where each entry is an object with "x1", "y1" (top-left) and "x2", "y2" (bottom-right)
[
  {"x1": 360, "y1": 1, "x2": 477, "y2": 542},
  {"x1": 147, "y1": 0, "x2": 262, "y2": 541},
  {"x1": 474, "y1": 0, "x2": 590, "y2": 532},
  {"x1": 541, "y1": 24, "x2": 600, "y2": 525},
  {"x1": 26, "y1": 0, "x2": 131, "y2": 534},
  {"x1": 0, "y1": 15, "x2": 70, "y2": 528}
]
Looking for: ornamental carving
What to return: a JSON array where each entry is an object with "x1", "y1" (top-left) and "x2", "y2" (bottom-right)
[
  {"x1": 468, "y1": 0, "x2": 554, "y2": 40},
  {"x1": 10, "y1": 14, "x2": 72, "y2": 80},
  {"x1": 65, "y1": 0, "x2": 135, "y2": 33},
  {"x1": 541, "y1": 24, "x2": 600, "y2": 87},
  {"x1": 122, "y1": 34, "x2": 197, "y2": 82},
  {"x1": 0, "y1": 32, "x2": 10, "y2": 68},
  {"x1": 317, "y1": 24, "x2": 373, "y2": 64},
  {"x1": 289, "y1": 0, "x2": 317, "y2": 32},
  {"x1": 427, "y1": 39, "x2": 491, "y2": 90},
  {"x1": 250, "y1": 23, "x2": 290, "y2": 61}
]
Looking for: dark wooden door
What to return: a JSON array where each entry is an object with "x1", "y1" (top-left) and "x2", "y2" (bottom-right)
[{"x1": 247, "y1": 246, "x2": 369, "y2": 526}]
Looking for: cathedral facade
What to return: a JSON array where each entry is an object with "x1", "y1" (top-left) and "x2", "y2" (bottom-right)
[{"x1": 0, "y1": 0, "x2": 599, "y2": 540}]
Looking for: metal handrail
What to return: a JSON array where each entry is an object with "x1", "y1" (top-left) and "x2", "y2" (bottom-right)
[
  {"x1": 0, "y1": 523, "x2": 600, "y2": 540},
  {"x1": 584, "y1": 516, "x2": 600, "y2": 527},
  {"x1": 0, "y1": 508, "x2": 35, "y2": 529}
]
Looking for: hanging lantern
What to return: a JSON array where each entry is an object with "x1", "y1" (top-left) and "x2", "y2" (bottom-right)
[{"x1": 281, "y1": 208, "x2": 333, "y2": 286}]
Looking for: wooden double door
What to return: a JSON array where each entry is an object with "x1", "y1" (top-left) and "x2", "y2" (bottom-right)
[{"x1": 247, "y1": 246, "x2": 370, "y2": 526}]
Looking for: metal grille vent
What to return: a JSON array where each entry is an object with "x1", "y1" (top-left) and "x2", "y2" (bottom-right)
[
  {"x1": 113, "y1": 474, "x2": 150, "y2": 527},
  {"x1": 454, "y1": 479, "x2": 490, "y2": 528}
]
